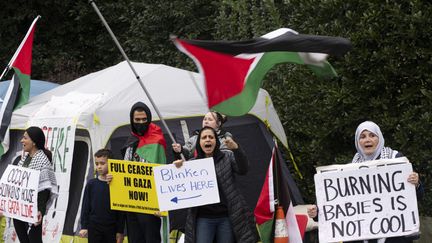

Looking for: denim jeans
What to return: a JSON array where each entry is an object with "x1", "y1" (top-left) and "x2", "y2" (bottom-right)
[{"x1": 195, "y1": 217, "x2": 234, "y2": 243}]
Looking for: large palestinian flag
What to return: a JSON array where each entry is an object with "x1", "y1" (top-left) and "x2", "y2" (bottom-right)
[
  {"x1": 134, "y1": 122, "x2": 167, "y2": 164},
  {"x1": 0, "y1": 16, "x2": 40, "y2": 156},
  {"x1": 172, "y1": 28, "x2": 351, "y2": 116}
]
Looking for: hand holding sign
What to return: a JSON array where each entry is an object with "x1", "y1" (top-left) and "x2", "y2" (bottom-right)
[
  {"x1": 154, "y1": 158, "x2": 219, "y2": 211},
  {"x1": 314, "y1": 159, "x2": 420, "y2": 242},
  {"x1": 307, "y1": 205, "x2": 317, "y2": 219},
  {"x1": 108, "y1": 159, "x2": 166, "y2": 216},
  {"x1": 407, "y1": 172, "x2": 419, "y2": 186},
  {"x1": 173, "y1": 159, "x2": 184, "y2": 168},
  {"x1": 0, "y1": 165, "x2": 40, "y2": 224}
]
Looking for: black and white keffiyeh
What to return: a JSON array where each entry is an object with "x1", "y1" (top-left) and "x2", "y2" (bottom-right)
[
  {"x1": 352, "y1": 146, "x2": 397, "y2": 163},
  {"x1": 19, "y1": 150, "x2": 58, "y2": 212}
]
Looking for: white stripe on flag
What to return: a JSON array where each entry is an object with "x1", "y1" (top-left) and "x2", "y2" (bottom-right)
[
  {"x1": 285, "y1": 201, "x2": 302, "y2": 243},
  {"x1": 268, "y1": 149, "x2": 275, "y2": 213},
  {"x1": 0, "y1": 75, "x2": 19, "y2": 141}
]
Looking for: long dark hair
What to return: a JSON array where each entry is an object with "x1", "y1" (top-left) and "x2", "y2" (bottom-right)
[
  {"x1": 195, "y1": 126, "x2": 221, "y2": 159},
  {"x1": 26, "y1": 126, "x2": 52, "y2": 162}
]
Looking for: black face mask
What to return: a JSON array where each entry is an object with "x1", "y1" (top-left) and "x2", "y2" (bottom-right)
[{"x1": 133, "y1": 123, "x2": 149, "y2": 135}]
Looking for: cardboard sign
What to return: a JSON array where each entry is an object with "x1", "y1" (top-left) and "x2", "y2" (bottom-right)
[
  {"x1": 28, "y1": 118, "x2": 75, "y2": 242},
  {"x1": 314, "y1": 159, "x2": 419, "y2": 242},
  {"x1": 108, "y1": 159, "x2": 167, "y2": 216},
  {"x1": 154, "y1": 158, "x2": 219, "y2": 211},
  {"x1": 0, "y1": 165, "x2": 40, "y2": 223}
]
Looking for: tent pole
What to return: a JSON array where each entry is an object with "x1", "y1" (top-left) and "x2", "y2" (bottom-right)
[
  {"x1": 0, "y1": 67, "x2": 10, "y2": 82},
  {"x1": 89, "y1": 0, "x2": 185, "y2": 161}
]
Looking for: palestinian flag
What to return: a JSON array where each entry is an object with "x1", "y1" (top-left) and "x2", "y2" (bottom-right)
[
  {"x1": 0, "y1": 16, "x2": 40, "y2": 156},
  {"x1": 254, "y1": 145, "x2": 307, "y2": 243},
  {"x1": 172, "y1": 28, "x2": 352, "y2": 116},
  {"x1": 135, "y1": 123, "x2": 167, "y2": 164}
]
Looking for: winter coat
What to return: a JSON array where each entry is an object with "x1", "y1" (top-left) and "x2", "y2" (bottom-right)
[{"x1": 184, "y1": 148, "x2": 259, "y2": 243}]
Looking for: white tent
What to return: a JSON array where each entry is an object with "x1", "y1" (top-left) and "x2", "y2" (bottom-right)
[{"x1": 2, "y1": 61, "x2": 300, "y2": 242}]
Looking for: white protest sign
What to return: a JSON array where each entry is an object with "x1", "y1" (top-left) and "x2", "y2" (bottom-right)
[
  {"x1": 154, "y1": 158, "x2": 219, "y2": 211},
  {"x1": 314, "y1": 158, "x2": 419, "y2": 242},
  {"x1": 0, "y1": 165, "x2": 40, "y2": 223}
]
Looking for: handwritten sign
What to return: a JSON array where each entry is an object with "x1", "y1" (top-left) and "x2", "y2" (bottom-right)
[
  {"x1": 154, "y1": 158, "x2": 219, "y2": 211},
  {"x1": 28, "y1": 118, "x2": 76, "y2": 243},
  {"x1": 0, "y1": 165, "x2": 40, "y2": 223},
  {"x1": 108, "y1": 159, "x2": 166, "y2": 216},
  {"x1": 314, "y1": 158, "x2": 419, "y2": 242}
]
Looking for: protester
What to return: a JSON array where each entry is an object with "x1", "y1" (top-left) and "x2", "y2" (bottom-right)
[
  {"x1": 79, "y1": 149, "x2": 124, "y2": 243},
  {"x1": 13, "y1": 126, "x2": 58, "y2": 243},
  {"x1": 108, "y1": 101, "x2": 168, "y2": 243},
  {"x1": 308, "y1": 121, "x2": 423, "y2": 243},
  {"x1": 172, "y1": 111, "x2": 233, "y2": 159},
  {"x1": 177, "y1": 126, "x2": 259, "y2": 243}
]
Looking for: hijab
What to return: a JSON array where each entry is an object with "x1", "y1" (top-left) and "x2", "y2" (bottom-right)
[{"x1": 352, "y1": 121, "x2": 385, "y2": 162}]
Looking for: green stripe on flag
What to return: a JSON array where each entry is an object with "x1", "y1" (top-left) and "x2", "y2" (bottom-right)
[
  {"x1": 12, "y1": 68, "x2": 31, "y2": 110},
  {"x1": 212, "y1": 51, "x2": 337, "y2": 116},
  {"x1": 0, "y1": 144, "x2": 4, "y2": 157},
  {"x1": 257, "y1": 218, "x2": 274, "y2": 243},
  {"x1": 135, "y1": 143, "x2": 167, "y2": 164}
]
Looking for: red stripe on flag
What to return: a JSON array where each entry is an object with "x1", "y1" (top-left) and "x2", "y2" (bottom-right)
[
  {"x1": 177, "y1": 39, "x2": 255, "y2": 108},
  {"x1": 295, "y1": 214, "x2": 308, "y2": 239},
  {"x1": 11, "y1": 23, "x2": 36, "y2": 75},
  {"x1": 136, "y1": 123, "x2": 167, "y2": 149},
  {"x1": 254, "y1": 148, "x2": 275, "y2": 225}
]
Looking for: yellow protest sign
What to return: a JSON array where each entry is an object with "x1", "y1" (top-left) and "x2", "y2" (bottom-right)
[{"x1": 108, "y1": 159, "x2": 167, "y2": 216}]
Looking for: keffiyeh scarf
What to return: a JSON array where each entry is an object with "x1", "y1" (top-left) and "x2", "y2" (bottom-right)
[
  {"x1": 351, "y1": 146, "x2": 395, "y2": 163},
  {"x1": 19, "y1": 150, "x2": 58, "y2": 213}
]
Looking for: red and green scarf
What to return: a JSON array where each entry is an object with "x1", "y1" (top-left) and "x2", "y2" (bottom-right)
[{"x1": 133, "y1": 123, "x2": 167, "y2": 164}]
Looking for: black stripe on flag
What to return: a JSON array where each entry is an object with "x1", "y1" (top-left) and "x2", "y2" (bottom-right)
[
  {"x1": 181, "y1": 31, "x2": 352, "y2": 57},
  {"x1": 0, "y1": 74, "x2": 20, "y2": 141}
]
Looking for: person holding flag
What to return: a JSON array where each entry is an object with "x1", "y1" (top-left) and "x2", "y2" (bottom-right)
[
  {"x1": 172, "y1": 111, "x2": 233, "y2": 160},
  {"x1": 110, "y1": 101, "x2": 168, "y2": 243}
]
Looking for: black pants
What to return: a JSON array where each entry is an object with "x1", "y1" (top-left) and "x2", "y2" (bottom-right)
[
  {"x1": 126, "y1": 213, "x2": 161, "y2": 243},
  {"x1": 13, "y1": 218, "x2": 42, "y2": 243},
  {"x1": 88, "y1": 223, "x2": 117, "y2": 243}
]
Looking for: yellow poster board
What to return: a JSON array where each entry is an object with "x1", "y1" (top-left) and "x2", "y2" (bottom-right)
[{"x1": 108, "y1": 159, "x2": 167, "y2": 216}]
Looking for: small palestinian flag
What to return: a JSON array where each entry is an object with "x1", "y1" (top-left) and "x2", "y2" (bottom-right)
[
  {"x1": 135, "y1": 123, "x2": 167, "y2": 164},
  {"x1": 0, "y1": 16, "x2": 40, "y2": 156},
  {"x1": 254, "y1": 145, "x2": 307, "y2": 243},
  {"x1": 172, "y1": 28, "x2": 351, "y2": 116}
]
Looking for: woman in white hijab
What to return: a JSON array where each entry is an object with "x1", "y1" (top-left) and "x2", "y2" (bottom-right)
[
  {"x1": 352, "y1": 121, "x2": 400, "y2": 163},
  {"x1": 308, "y1": 121, "x2": 423, "y2": 243}
]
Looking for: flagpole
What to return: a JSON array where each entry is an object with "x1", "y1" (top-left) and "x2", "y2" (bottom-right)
[
  {"x1": 88, "y1": 0, "x2": 186, "y2": 160},
  {"x1": 0, "y1": 16, "x2": 41, "y2": 82},
  {"x1": 273, "y1": 139, "x2": 281, "y2": 207}
]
